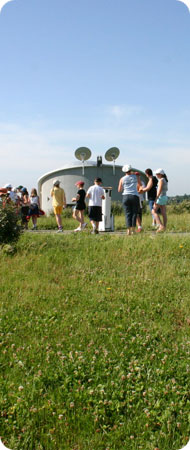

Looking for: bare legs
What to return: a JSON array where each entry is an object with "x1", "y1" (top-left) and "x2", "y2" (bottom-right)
[
  {"x1": 32, "y1": 215, "x2": 37, "y2": 229},
  {"x1": 55, "y1": 214, "x2": 62, "y2": 229},
  {"x1": 72, "y1": 209, "x2": 85, "y2": 228},
  {"x1": 90, "y1": 220, "x2": 99, "y2": 234},
  {"x1": 152, "y1": 204, "x2": 167, "y2": 231}
]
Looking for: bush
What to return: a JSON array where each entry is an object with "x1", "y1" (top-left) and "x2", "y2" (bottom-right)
[
  {"x1": 111, "y1": 201, "x2": 124, "y2": 215},
  {"x1": 168, "y1": 200, "x2": 190, "y2": 214},
  {"x1": 0, "y1": 203, "x2": 21, "y2": 244}
]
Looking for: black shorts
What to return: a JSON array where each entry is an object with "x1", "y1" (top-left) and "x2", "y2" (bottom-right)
[
  {"x1": 88, "y1": 206, "x2": 102, "y2": 222},
  {"x1": 75, "y1": 203, "x2": 86, "y2": 211}
]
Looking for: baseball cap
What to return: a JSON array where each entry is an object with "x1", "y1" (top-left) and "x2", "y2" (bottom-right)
[
  {"x1": 53, "y1": 179, "x2": 60, "y2": 186},
  {"x1": 122, "y1": 164, "x2": 132, "y2": 173},
  {"x1": 75, "y1": 180, "x2": 84, "y2": 186},
  {"x1": 155, "y1": 168, "x2": 165, "y2": 175}
]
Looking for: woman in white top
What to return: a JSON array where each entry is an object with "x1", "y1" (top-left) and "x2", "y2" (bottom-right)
[
  {"x1": 29, "y1": 188, "x2": 40, "y2": 230},
  {"x1": 152, "y1": 169, "x2": 168, "y2": 232}
]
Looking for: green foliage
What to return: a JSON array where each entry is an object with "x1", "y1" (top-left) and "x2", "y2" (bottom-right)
[
  {"x1": 111, "y1": 201, "x2": 124, "y2": 215},
  {"x1": 0, "y1": 203, "x2": 21, "y2": 244},
  {"x1": 168, "y1": 200, "x2": 190, "y2": 214},
  {"x1": 1, "y1": 234, "x2": 190, "y2": 449}
]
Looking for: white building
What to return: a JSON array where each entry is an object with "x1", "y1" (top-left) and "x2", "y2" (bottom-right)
[{"x1": 38, "y1": 160, "x2": 147, "y2": 214}]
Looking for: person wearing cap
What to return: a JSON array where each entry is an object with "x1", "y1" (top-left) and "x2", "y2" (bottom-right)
[
  {"x1": 50, "y1": 180, "x2": 66, "y2": 232},
  {"x1": 86, "y1": 178, "x2": 105, "y2": 234},
  {"x1": 72, "y1": 181, "x2": 87, "y2": 232},
  {"x1": 152, "y1": 169, "x2": 168, "y2": 232},
  {"x1": 118, "y1": 164, "x2": 141, "y2": 235}
]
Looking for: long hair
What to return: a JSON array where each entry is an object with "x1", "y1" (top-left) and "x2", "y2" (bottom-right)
[{"x1": 163, "y1": 174, "x2": 168, "y2": 183}]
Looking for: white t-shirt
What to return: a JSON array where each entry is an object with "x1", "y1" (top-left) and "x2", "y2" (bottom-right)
[{"x1": 87, "y1": 185, "x2": 104, "y2": 207}]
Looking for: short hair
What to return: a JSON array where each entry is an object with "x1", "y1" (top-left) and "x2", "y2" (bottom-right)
[
  {"x1": 94, "y1": 177, "x2": 102, "y2": 183},
  {"x1": 145, "y1": 168, "x2": 153, "y2": 176}
]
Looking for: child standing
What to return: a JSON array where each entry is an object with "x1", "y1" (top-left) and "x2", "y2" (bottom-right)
[
  {"x1": 29, "y1": 188, "x2": 40, "y2": 230},
  {"x1": 72, "y1": 181, "x2": 87, "y2": 232},
  {"x1": 86, "y1": 178, "x2": 105, "y2": 234},
  {"x1": 50, "y1": 180, "x2": 66, "y2": 232}
]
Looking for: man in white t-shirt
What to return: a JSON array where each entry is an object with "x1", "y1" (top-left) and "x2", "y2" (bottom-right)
[{"x1": 86, "y1": 178, "x2": 105, "y2": 234}]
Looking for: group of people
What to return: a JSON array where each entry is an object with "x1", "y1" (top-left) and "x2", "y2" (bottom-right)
[
  {"x1": 0, "y1": 184, "x2": 42, "y2": 230},
  {"x1": 50, "y1": 177, "x2": 105, "y2": 234},
  {"x1": 118, "y1": 165, "x2": 168, "y2": 235},
  {"x1": 0, "y1": 165, "x2": 168, "y2": 235},
  {"x1": 51, "y1": 164, "x2": 168, "y2": 234}
]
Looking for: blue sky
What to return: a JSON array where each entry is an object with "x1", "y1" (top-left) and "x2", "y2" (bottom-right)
[{"x1": 0, "y1": 0, "x2": 190, "y2": 195}]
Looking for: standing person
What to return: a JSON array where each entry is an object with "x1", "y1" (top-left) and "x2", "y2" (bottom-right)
[
  {"x1": 140, "y1": 169, "x2": 158, "y2": 226},
  {"x1": 50, "y1": 180, "x2": 66, "y2": 232},
  {"x1": 28, "y1": 188, "x2": 40, "y2": 230},
  {"x1": 136, "y1": 180, "x2": 145, "y2": 233},
  {"x1": 86, "y1": 178, "x2": 105, "y2": 234},
  {"x1": 20, "y1": 187, "x2": 30, "y2": 229},
  {"x1": 72, "y1": 181, "x2": 87, "y2": 232},
  {"x1": 152, "y1": 169, "x2": 168, "y2": 233},
  {"x1": 118, "y1": 165, "x2": 141, "y2": 235}
]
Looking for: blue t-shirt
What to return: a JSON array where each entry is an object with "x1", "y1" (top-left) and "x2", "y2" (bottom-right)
[{"x1": 122, "y1": 174, "x2": 138, "y2": 196}]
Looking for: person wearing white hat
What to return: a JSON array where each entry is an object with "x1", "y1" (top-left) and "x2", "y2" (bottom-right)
[
  {"x1": 50, "y1": 180, "x2": 66, "y2": 232},
  {"x1": 118, "y1": 165, "x2": 141, "y2": 235},
  {"x1": 152, "y1": 169, "x2": 168, "y2": 232}
]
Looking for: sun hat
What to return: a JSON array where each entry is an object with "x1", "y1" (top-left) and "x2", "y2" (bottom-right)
[
  {"x1": 4, "y1": 183, "x2": 12, "y2": 189},
  {"x1": 122, "y1": 164, "x2": 132, "y2": 173},
  {"x1": 75, "y1": 180, "x2": 84, "y2": 186},
  {"x1": 155, "y1": 168, "x2": 165, "y2": 175},
  {"x1": 53, "y1": 179, "x2": 60, "y2": 186}
]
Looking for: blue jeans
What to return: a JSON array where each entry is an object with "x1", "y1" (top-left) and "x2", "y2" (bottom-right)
[
  {"x1": 123, "y1": 195, "x2": 139, "y2": 228},
  {"x1": 148, "y1": 200, "x2": 155, "y2": 212}
]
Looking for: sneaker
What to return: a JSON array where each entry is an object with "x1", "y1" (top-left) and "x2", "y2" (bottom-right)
[
  {"x1": 74, "y1": 226, "x2": 81, "y2": 232},
  {"x1": 82, "y1": 222, "x2": 87, "y2": 229},
  {"x1": 32, "y1": 226, "x2": 37, "y2": 231},
  {"x1": 137, "y1": 227, "x2": 142, "y2": 233},
  {"x1": 57, "y1": 228, "x2": 63, "y2": 233}
]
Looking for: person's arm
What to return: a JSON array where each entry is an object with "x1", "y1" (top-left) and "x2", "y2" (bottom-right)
[
  {"x1": 63, "y1": 190, "x2": 66, "y2": 207},
  {"x1": 118, "y1": 178, "x2": 123, "y2": 192},
  {"x1": 136, "y1": 174, "x2": 141, "y2": 187},
  {"x1": 72, "y1": 194, "x2": 80, "y2": 202},
  {"x1": 155, "y1": 179, "x2": 163, "y2": 201},
  {"x1": 141, "y1": 178, "x2": 153, "y2": 192},
  {"x1": 86, "y1": 189, "x2": 91, "y2": 199}
]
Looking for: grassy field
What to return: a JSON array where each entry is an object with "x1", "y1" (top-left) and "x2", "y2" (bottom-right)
[
  {"x1": 28, "y1": 209, "x2": 190, "y2": 233},
  {"x1": 0, "y1": 228, "x2": 190, "y2": 449}
]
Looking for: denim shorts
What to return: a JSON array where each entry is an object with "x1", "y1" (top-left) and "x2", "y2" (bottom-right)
[{"x1": 156, "y1": 195, "x2": 168, "y2": 206}]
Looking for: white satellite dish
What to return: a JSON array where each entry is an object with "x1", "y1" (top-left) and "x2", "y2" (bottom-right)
[
  {"x1": 105, "y1": 147, "x2": 120, "y2": 175},
  {"x1": 75, "y1": 147, "x2": 92, "y2": 175}
]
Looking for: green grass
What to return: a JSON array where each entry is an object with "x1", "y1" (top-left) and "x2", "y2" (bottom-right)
[
  {"x1": 33, "y1": 210, "x2": 190, "y2": 232},
  {"x1": 0, "y1": 232, "x2": 190, "y2": 449}
]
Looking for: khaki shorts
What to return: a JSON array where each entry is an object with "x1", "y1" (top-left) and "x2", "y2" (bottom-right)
[{"x1": 54, "y1": 206, "x2": 63, "y2": 215}]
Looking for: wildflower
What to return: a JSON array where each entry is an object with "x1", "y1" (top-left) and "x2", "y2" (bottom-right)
[
  {"x1": 70, "y1": 402, "x2": 74, "y2": 408},
  {"x1": 58, "y1": 415, "x2": 63, "y2": 420},
  {"x1": 18, "y1": 385, "x2": 24, "y2": 391}
]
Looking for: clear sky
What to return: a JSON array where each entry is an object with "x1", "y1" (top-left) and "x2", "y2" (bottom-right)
[{"x1": 0, "y1": 0, "x2": 190, "y2": 195}]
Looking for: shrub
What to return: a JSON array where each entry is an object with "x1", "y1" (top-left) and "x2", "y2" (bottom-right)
[
  {"x1": 0, "y1": 203, "x2": 21, "y2": 244},
  {"x1": 168, "y1": 200, "x2": 190, "y2": 214},
  {"x1": 111, "y1": 201, "x2": 124, "y2": 215}
]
